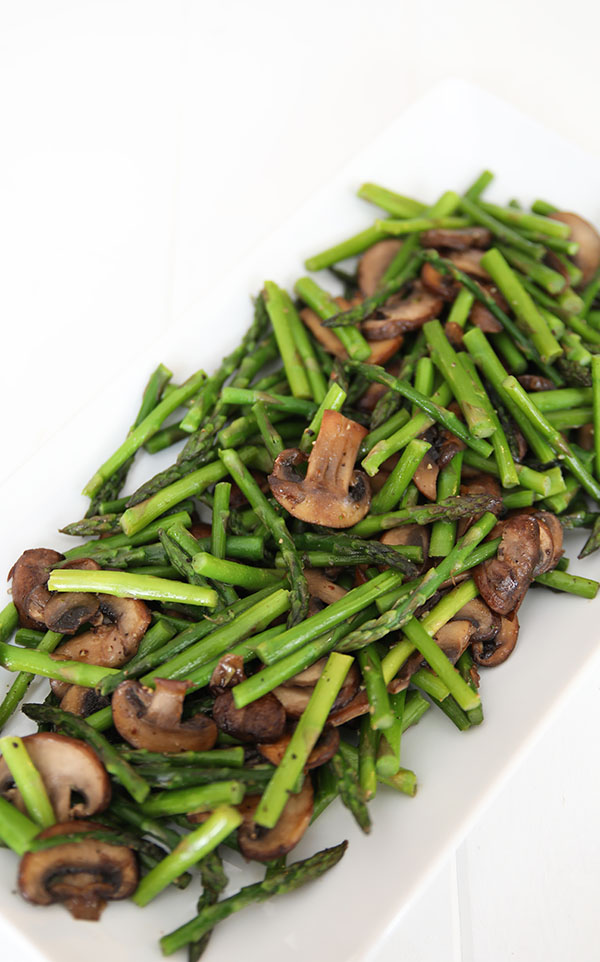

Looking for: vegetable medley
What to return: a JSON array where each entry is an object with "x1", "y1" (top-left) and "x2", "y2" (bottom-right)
[{"x1": 1, "y1": 170, "x2": 600, "y2": 958}]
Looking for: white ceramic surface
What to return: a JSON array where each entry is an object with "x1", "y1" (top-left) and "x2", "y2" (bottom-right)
[{"x1": 1, "y1": 78, "x2": 600, "y2": 962}]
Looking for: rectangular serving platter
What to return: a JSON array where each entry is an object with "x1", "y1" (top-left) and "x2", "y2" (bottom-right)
[{"x1": 1, "y1": 78, "x2": 600, "y2": 962}]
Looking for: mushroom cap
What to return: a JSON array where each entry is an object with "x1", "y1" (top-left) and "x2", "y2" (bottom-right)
[
  {"x1": 0, "y1": 733, "x2": 111, "y2": 821},
  {"x1": 452, "y1": 598, "x2": 500, "y2": 643},
  {"x1": 380, "y1": 523, "x2": 429, "y2": 570},
  {"x1": 357, "y1": 239, "x2": 403, "y2": 296},
  {"x1": 111, "y1": 678, "x2": 218, "y2": 752},
  {"x1": 551, "y1": 211, "x2": 600, "y2": 286},
  {"x1": 268, "y1": 411, "x2": 371, "y2": 528},
  {"x1": 18, "y1": 820, "x2": 138, "y2": 919},
  {"x1": 303, "y1": 569, "x2": 348, "y2": 606},
  {"x1": 8, "y1": 548, "x2": 64, "y2": 629},
  {"x1": 43, "y1": 593, "x2": 102, "y2": 635},
  {"x1": 420, "y1": 226, "x2": 491, "y2": 251},
  {"x1": 473, "y1": 515, "x2": 540, "y2": 614},
  {"x1": 212, "y1": 689, "x2": 286, "y2": 744},
  {"x1": 52, "y1": 594, "x2": 151, "y2": 668},
  {"x1": 59, "y1": 685, "x2": 111, "y2": 718},
  {"x1": 420, "y1": 261, "x2": 459, "y2": 301},
  {"x1": 472, "y1": 610, "x2": 520, "y2": 667},
  {"x1": 237, "y1": 777, "x2": 314, "y2": 862},
  {"x1": 362, "y1": 284, "x2": 443, "y2": 339},
  {"x1": 273, "y1": 663, "x2": 360, "y2": 718}
]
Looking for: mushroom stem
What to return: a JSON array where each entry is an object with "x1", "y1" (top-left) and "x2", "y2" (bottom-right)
[
  {"x1": 0, "y1": 736, "x2": 55, "y2": 828},
  {"x1": 133, "y1": 805, "x2": 243, "y2": 908}
]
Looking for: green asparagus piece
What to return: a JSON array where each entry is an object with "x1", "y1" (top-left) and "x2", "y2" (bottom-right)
[
  {"x1": 357, "y1": 183, "x2": 426, "y2": 217},
  {"x1": 329, "y1": 751, "x2": 372, "y2": 833},
  {"x1": 0, "y1": 735, "x2": 56, "y2": 827},
  {"x1": 0, "y1": 797, "x2": 40, "y2": 854}
]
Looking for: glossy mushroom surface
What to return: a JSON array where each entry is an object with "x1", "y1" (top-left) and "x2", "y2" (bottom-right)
[{"x1": 111, "y1": 678, "x2": 218, "y2": 752}]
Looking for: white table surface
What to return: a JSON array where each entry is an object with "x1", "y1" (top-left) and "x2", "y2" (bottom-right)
[{"x1": 1, "y1": 3, "x2": 599, "y2": 960}]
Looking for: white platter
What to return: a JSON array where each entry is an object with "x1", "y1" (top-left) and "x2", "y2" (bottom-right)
[{"x1": 1, "y1": 78, "x2": 600, "y2": 962}]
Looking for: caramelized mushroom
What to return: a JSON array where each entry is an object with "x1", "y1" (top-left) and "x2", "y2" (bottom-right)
[
  {"x1": 357, "y1": 239, "x2": 402, "y2": 296},
  {"x1": 258, "y1": 726, "x2": 339, "y2": 770},
  {"x1": 0, "y1": 733, "x2": 111, "y2": 820},
  {"x1": 18, "y1": 820, "x2": 138, "y2": 919},
  {"x1": 452, "y1": 598, "x2": 500, "y2": 643},
  {"x1": 448, "y1": 249, "x2": 490, "y2": 279},
  {"x1": 473, "y1": 515, "x2": 540, "y2": 615},
  {"x1": 274, "y1": 663, "x2": 360, "y2": 718},
  {"x1": 551, "y1": 211, "x2": 600, "y2": 285},
  {"x1": 212, "y1": 689, "x2": 286, "y2": 744},
  {"x1": 111, "y1": 678, "x2": 218, "y2": 752},
  {"x1": 472, "y1": 610, "x2": 519, "y2": 667},
  {"x1": 420, "y1": 262, "x2": 458, "y2": 301},
  {"x1": 268, "y1": 411, "x2": 371, "y2": 528},
  {"x1": 420, "y1": 226, "x2": 491, "y2": 250},
  {"x1": 59, "y1": 686, "x2": 111, "y2": 718},
  {"x1": 516, "y1": 374, "x2": 556, "y2": 392},
  {"x1": 362, "y1": 284, "x2": 443, "y2": 339},
  {"x1": 237, "y1": 778, "x2": 314, "y2": 862},
  {"x1": 8, "y1": 548, "x2": 63, "y2": 629},
  {"x1": 380, "y1": 524, "x2": 429, "y2": 570},
  {"x1": 304, "y1": 569, "x2": 348, "y2": 606},
  {"x1": 412, "y1": 449, "x2": 439, "y2": 501},
  {"x1": 52, "y1": 595, "x2": 151, "y2": 669}
]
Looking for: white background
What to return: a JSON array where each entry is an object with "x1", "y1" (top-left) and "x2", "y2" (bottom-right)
[{"x1": 1, "y1": 2, "x2": 600, "y2": 960}]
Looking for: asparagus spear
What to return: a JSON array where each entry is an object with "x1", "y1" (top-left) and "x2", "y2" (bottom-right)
[
  {"x1": 160, "y1": 841, "x2": 348, "y2": 956},
  {"x1": 329, "y1": 751, "x2": 372, "y2": 833}
]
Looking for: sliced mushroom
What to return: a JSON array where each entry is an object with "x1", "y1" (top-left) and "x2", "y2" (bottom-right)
[
  {"x1": 357, "y1": 239, "x2": 403, "y2": 296},
  {"x1": 304, "y1": 569, "x2": 348, "y2": 606},
  {"x1": 512, "y1": 508, "x2": 563, "y2": 576},
  {"x1": 420, "y1": 226, "x2": 491, "y2": 250},
  {"x1": 273, "y1": 663, "x2": 360, "y2": 718},
  {"x1": 380, "y1": 523, "x2": 429, "y2": 570},
  {"x1": 258, "y1": 726, "x2": 339, "y2": 770},
  {"x1": 237, "y1": 777, "x2": 314, "y2": 862},
  {"x1": 452, "y1": 598, "x2": 501, "y2": 643},
  {"x1": 362, "y1": 284, "x2": 443, "y2": 339},
  {"x1": 111, "y1": 678, "x2": 218, "y2": 752},
  {"x1": 282, "y1": 656, "x2": 329, "y2": 688},
  {"x1": 469, "y1": 299, "x2": 503, "y2": 333},
  {"x1": 59, "y1": 686, "x2": 111, "y2": 718},
  {"x1": 268, "y1": 411, "x2": 371, "y2": 528},
  {"x1": 551, "y1": 211, "x2": 600, "y2": 286},
  {"x1": 516, "y1": 374, "x2": 556, "y2": 392},
  {"x1": 43, "y1": 593, "x2": 102, "y2": 635},
  {"x1": 412, "y1": 449, "x2": 439, "y2": 501},
  {"x1": 577, "y1": 422, "x2": 594, "y2": 451},
  {"x1": 8, "y1": 548, "x2": 64, "y2": 629},
  {"x1": 300, "y1": 306, "x2": 347, "y2": 359},
  {"x1": 365, "y1": 335, "x2": 404, "y2": 365},
  {"x1": 420, "y1": 262, "x2": 459, "y2": 301},
  {"x1": 457, "y1": 473, "x2": 503, "y2": 536},
  {"x1": 0, "y1": 733, "x2": 111, "y2": 820},
  {"x1": 212, "y1": 689, "x2": 286, "y2": 744},
  {"x1": 472, "y1": 610, "x2": 519, "y2": 667},
  {"x1": 189, "y1": 522, "x2": 213, "y2": 539},
  {"x1": 52, "y1": 594, "x2": 151, "y2": 669},
  {"x1": 18, "y1": 819, "x2": 138, "y2": 919},
  {"x1": 209, "y1": 653, "x2": 246, "y2": 693},
  {"x1": 448, "y1": 249, "x2": 490, "y2": 279},
  {"x1": 473, "y1": 515, "x2": 540, "y2": 615},
  {"x1": 444, "y1": 320, "x2": 465, "y2": 349}
]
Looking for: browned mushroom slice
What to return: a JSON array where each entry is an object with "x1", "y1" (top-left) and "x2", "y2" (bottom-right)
[
  {"x1": 444, "y1": 320, "x2": 465, "y2": 349},
  {"x1": 412, "y1": 449, "x2": 439, "y2": 501},
  {"x1": 282, "y1": 656, "x2": 329, "y2": 688},
  {"x1": 362, "y1": 284, "x2": 443, "y2": 339},
  {"x1": 357, "y1": 239, "x2": 403, "y2": 296},
  {"x1": 268, "y1": 411, "x2": 371, "y2": 528},
  {"x1": 274, "y1": 663, "x2": 360, "y2": 718},
  {"x1": 452, "y1": 598, "x2": 500, "y2": 643},
  {"x1": 52, "y1": 594, "x2": 151, "y2": 668},
  {"x1": 472, "y1": 610, "x2": 519, "y2": 667},
  {"x1": 0, "y1": 733, "x2": 111, "y2": 820},
  {"x1": 512, "y1": 508, "x2": 563, "y2": 576},
  {"x1": 111, "y1": 678, "x2": 218, "y2": 752},
  {"x1": 238, "y1": 778, "x2": 314, "y2": 862},
  {"x1": 448, "y1": 249, "x2": 490, "y2": 279},
  {"x1": 59, "y1": 686, "x2": 111, "y2": 718},
  {"x1": 457, "y1": 473, "x2": 503, "y2": 536},
  {"x1": 577, "y1": 422, "x2": 594, "y2": 451},
  {"x1": 300, "y1": 306, "x2": 348, "y2": 359},
  {"x1": 189, "y1": 522, "x2": 213, "y2": 539},
  {"x1": 551, "y1": 211, "x2": 600, "y2": 286},
  {"x1": 469, "y1": 299, "x2": 503, "y2": 333},
  {"x1": 473, "y1": 515, "x2": 540, "y2": 615},
  {"x1": 516, "y1": 374, "x2": 556, "y2": 392},
  {"x1": 420, "y1": 261, "x2": 459, "y2": 301},
  {"x1": 8, "y1": 548, "x2": 64, "y2": 629},
  {"x1": 420, "y1": 227, "x2": 492, "y2": 250},
  {"x1": 258, "y1": 726, "x2": 339, "y2": 770},
  {"x1": 18, "y1": 819, "x2": 138, "y2": 920},
  {"x1": 366, "y1": 335, "x2": 404, "y2": 365},
  {"x1": 212, "y1": 689, "x2": 286, "y2": 744},
  {"x1": 380, "y1": 523, "x2": 429, "y2": 570},
  {"x1": 43, "y1": 593, "x2": 102, "y2": 635},
  {"x1": 304, "y1": 569, "x2": 347, "y2": 606},
  {"x1": 209, "y1": 653, "x2": 246, "y2": 693}
]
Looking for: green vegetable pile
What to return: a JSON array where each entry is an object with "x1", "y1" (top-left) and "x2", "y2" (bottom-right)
[{"x1": 1, "y1": 169, "x2": 600, "y2": 958}]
